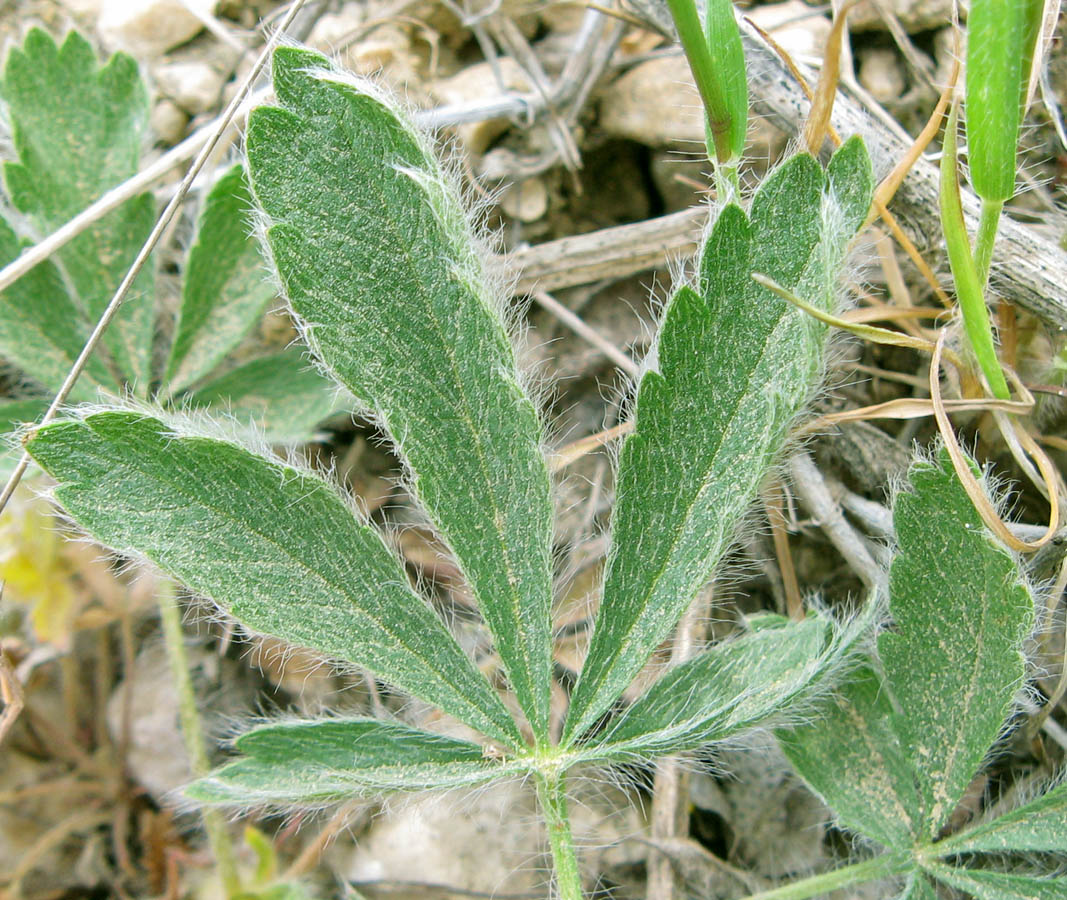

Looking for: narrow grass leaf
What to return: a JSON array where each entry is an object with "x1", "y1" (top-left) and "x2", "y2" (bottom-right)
[
  {"x1": 187, "y1": 718, "x2": 523, "y2": 807},
  {"x1": 164, "y1": 165, "x2": 277, "y2": 395},
  {"x1": 966, "y1": 0, "x2": 1043, "y2": 203},
  {"x1": 883, "y1": 448, "x2": 1034, "y2": 838},
  {"x1": 246, "y1": 48, "x2": 555, "y2": 739},
  {"x1": 779, "y1": 664, "x2": 921, "y2": 849},
  {"x1": 1, "y1": 29, "x2": 155, "y2": 387},
  {"x1": 935, "y1": 781, "x2": 1067, "y2": 854},
  {"x1": 703, "y1": 0, "x2": 747, "y2": 163},
  {"x1": 0, "y1": 218, "x2": 116, "y2": 400},
  {"x1": 585, "y1": 613, "x2": 840, "y2": 758},
  {"x1": 564, "y1": 137, "x2": 873, "y2": 742},
  {"x1": 26, "y1": 410, "x2": 521, "y2": 746},
  {"x1": 187, "y1": 350, "x2": 346, "y2": 443},
  {"x1": 926, "y1": 864, "x2": 1067, "y2": 900}
]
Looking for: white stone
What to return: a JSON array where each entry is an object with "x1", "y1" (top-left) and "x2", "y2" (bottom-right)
[
  {"x1": 858, "y1": 47, "x2": 907, "y2": 106},
  {"x1": 307, "y1": 2, "x2": 365, "y2": 56},
  {"x1": 747, "y1": 0, "x2": 831, "y2": 61},
  {"x1": 430, "y1": 58, "x2": 533, "y2": 155},
  {"x1": 153, "y1": 60, "x2": 223, "y2": 114},
  {"x1": 333, "y1": 783, "x2": 543, "y2": 895},
  {"x1": 500, "y1": 176, "x2": 548, "y2": 222},
  {"x1": 149, "y1": 98, "x2": 188, "y2": 144},
  {"x1": 99, "y1": 0, "x2": 217, "y2": 57},
  {"x1": 847, "y1": 0, "x2": 952, "y2": 32},
  {"x1": 599, "y1": 54, "x2": 703, "y2": 146}
]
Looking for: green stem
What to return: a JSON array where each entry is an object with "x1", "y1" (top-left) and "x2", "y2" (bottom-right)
[
  {"x1": 536, "y1": 770, "x2": 583, "y2": 900},
  {"x1": 663, "y1": 0, "x2": 732, "y2": 165},
  {"x1": 158, "y1": 581, "x2": 240, "y2": 896},
  {"x1": 939, "y1": 101, "x2": 1010, "y2": 400},
  {"x1": 738, "y1": 852, "x2": 913, "y2": 900},
  {"x1": 973, "y1": 197, "x2": 1003, "y2": 291}
]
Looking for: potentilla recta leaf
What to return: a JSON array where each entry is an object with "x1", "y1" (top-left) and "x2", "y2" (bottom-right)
[
  {"x1": 586, "y1": 611, "x2": 860, "y2": 758},
  {"x1": 883, "y1": 448, "x2": 1034, "y2": 839},
  {"x1": 564, "y1": 137, "x2": 873, "y2": 742},
  {"x1": 935, "y1": 781, "x2": 1067, "y2": 855},
  {"x1": 899, "y1": 874, "x2": 938, "y2": 900},
  {"x1": 778, "y1": 663, "x2": 921, "y2": 849},
  {"x1": 187, "y1": 718, "x2": 525, "y2": 807},
  {"x1": 0, "y1": 218, "x2": 116, "y2": 401},
  {"x1": 925, "y1": 864, "x2": 1067, "y2": 900},
  {"x1": 26, "y1": 410, "x2": 522, "y2": 747},
  {"x1": 187, "y1": 350, "x2": 346, "y2": 443},
  {"x1": 1, "y1": 29, "x2": 155, "y2": 388},
  {"x1": 164, "y1": 165, "x2": 278, "y2": 396},
  {"x1": 245, "y1": 48, "x2": 555, "y2": 740}
]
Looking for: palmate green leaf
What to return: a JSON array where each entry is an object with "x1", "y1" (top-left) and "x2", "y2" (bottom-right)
[
  {"x1": 563, "y1": 137, "x2": 874, "y2": 742},
  {"x1": 26, "y1": 410, "x2": 521, "y2": 747},
  {"x1": 1, "y1": 29, "x2": 155, "y2": 388},
  {"x1": 884, "y1": 448, "x2": 1034, "y2": 839},
  {"x1": 164, "y1": 165, "x2": 277, "y2": 395},
  {"x1": 925, "y1": 864, "x2": 1067, "y2": 900},
  {"x1": 585, "y1": 611, "x2": 857, "y2": 759},
  {"x1": 0, "y1": 396, "x2": 49, "y2": 479},
  {"x1": 899, "y1": 874, "x2": 938, "y2": 900},
  {"x1": 779, "y1": 664, "x2": 921, "y2": 849},
  {"x1": 187, "y1": 718, "x2": 523, "y2": 807},
  {"x1": 187, "y1": 350, "x2": 346, "y2": 443},
  {"x1": 246, "y1": 48, "x2": 555, "y2": 740},
  {"x1": 0, "y1": 218, "x2": 115, "y2": 400},
  {"x1": 936, "y1": 781, "x2": 1067, "y2": 854}
]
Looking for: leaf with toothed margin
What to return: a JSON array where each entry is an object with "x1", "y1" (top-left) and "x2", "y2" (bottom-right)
[
  {"x1": 163, "y1": 165, "x2": 279, "y2": 396},
  {"x1": 935, "y1": 781, "x2": 1067, "y2": 855},
  {"x1": 0, "y1": 218, "x2": 116, "y2": 400},
  {"x1": 563, "y1": 137, "x2": 874, "y2": 743},
  {"x1": 1, "y1": 29, "x2": 155, "y2": 389},
  {"x1": 245, "y1": 47, "x2": 555, "y2": 741},
  {"x1": 586, "y1": 608, "x2": 867, "y2": 760},
  {"x1": 25, "y1": 410, "x2": 522, "y2": 748},
  {"x1": 883, "y1": 448, "x2": 1034, "y2": 839},
  {"x1": 187, "y1": 350, "x2": 348, "y2": 443},
  {"x1": 187, "y1": 718, "x2": 527, "y2": 807},
  {"x1": 924, "y1": 864, "x2": 1067, "y2": 900},
  {"x1": 778, "y1": 663, "x2": 922, "y2": 849},
  {"x1": 899, "y1": 874, "x2": 938, "y2": 900},
  {"x1": 0, "y1": 396, "x2": 49, "y2": 480}
]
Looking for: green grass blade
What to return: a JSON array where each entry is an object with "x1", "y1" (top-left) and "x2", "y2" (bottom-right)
[
  {"x1": 186, "y1": 718, "x2": 522, "y2": 807},
  {"x1": 246, "y1": 48, "x2": 555, "y2": 740},
  {"x1": 883, "y1": 448, "x2": 1034, "y2": 839},
  {"x1": 0, "y1": 218, "x2": 116, "y2": 400},
  {"x1": 664, "y1": 0, "x2": 746, "y2": 167},
  {"x1": 966, "y1": 0, "x2": 1043, "y2": 204},
  {"x1": 939, "y1": 102, "x2": 1010, "y2": 400},
  {"x1": 187, "y1": 350, "x2": 347, "y2": 443},
  {"x1": 563, "y1": 137, "x2": 873, "y2": 743},
  {"x1": 1, "y1": 29, "x2": 155, "y2": 388},
  {"x1": 779, "y1": 664, "x2": 921, "y2": 849},
  {"x1": 925, "y1": 864, "x2": 1067, "y2": 900},
  {"x1": 935, "y1": 781, "x2": 1067, "y2": 854},
  {"x1": 703, "y1": 0, "x2": 747, "y2": 165},
  {"x1": 164, "y1": 165, "x2": 277, "y2": 395},
  {"x1": 585, "y1": 612, "x2": 856, "y2": 758},
  {"x1": 26, "y1": 410, "x2": 522, "y2": 747}
]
